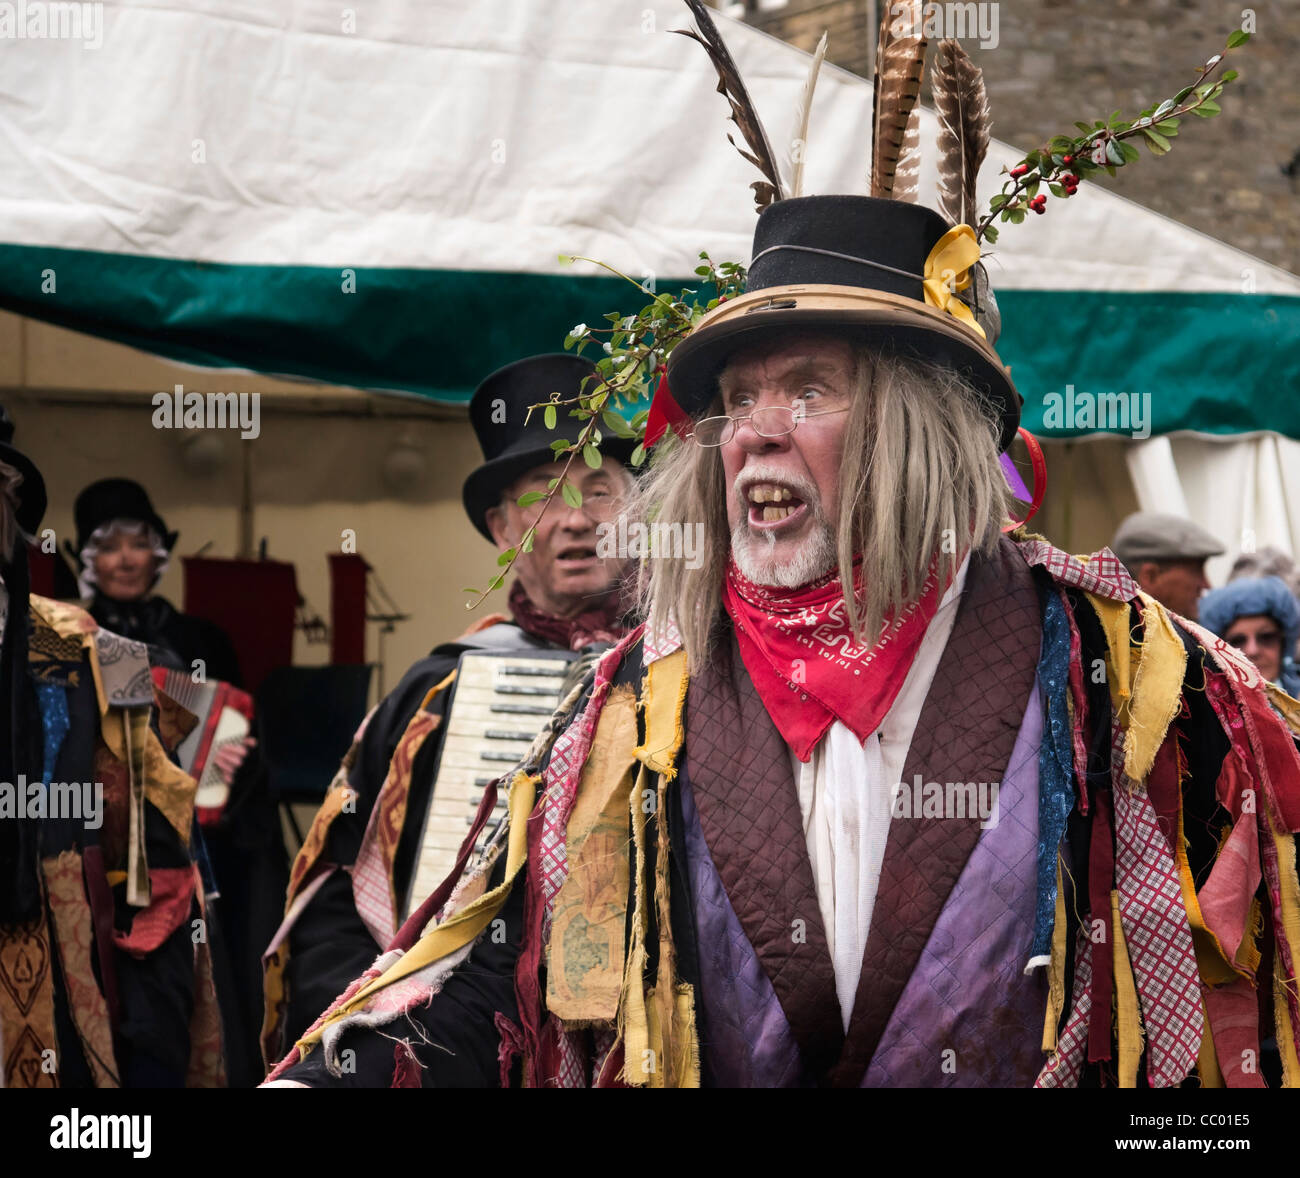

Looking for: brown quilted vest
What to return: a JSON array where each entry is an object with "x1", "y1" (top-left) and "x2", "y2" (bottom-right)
[{"x1": 685, "y1": 536, "x2": 1043, "y2": 1085}]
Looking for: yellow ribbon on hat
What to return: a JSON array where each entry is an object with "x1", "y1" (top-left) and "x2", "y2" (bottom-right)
[{"x1": 921, "y1": 224, "x2": 986, "y2": 339}]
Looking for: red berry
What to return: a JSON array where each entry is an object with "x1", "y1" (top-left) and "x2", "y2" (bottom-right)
[
  {"x1": 1063, "y1": 154, "x2": 1074, "y2": 164},
  {"x1": 1010, "y1": 164, "x2": 1030, "y2": 178}
]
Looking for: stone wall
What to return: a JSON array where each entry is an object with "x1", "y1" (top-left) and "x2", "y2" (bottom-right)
[{"x1": 736, "y1": 0, "x2": 1300, "y2": 274}]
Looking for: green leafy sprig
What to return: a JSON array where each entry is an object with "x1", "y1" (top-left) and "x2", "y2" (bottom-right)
[
  {"x1": 462, "y1": 251, "x2": 746, "y2": 607},
  {"x1": 978, "y1": 29, "x2": 1250, "y2": 244}
]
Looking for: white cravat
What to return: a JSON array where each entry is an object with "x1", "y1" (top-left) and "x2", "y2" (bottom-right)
[{"x1": 791, "y1": 554, "x2": 970, "y2": 1029}]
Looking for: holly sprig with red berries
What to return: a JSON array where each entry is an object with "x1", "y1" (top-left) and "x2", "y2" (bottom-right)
[{"x1": 978, "y1": 28, "x2": 1250, "y2": 244}]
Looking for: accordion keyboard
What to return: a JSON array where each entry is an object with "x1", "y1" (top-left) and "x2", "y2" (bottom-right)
[{"x1": 403, "y1": 649, "x2": 576, "y2": 921}]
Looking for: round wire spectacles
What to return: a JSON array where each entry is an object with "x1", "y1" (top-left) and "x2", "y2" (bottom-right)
[{"x1": 687, "y1": 403, "x2": 850, "y2": 448}]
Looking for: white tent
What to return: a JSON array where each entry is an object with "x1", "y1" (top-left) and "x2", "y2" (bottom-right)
[{"x1": 2, "y1": 0, "x2": 1297, "y2": 569}]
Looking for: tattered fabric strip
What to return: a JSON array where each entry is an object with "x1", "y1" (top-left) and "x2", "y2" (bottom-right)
[
  {"x1": 1035, "y1": 926, "x2": 1093, "y2": 1088},
  {"x1": 1111, "y1": 890, "x2": 1143, "y2": 1088},
  {"x1": 1061, "y1": 589, "x2": 1091, "y2": 793},
  {"x1": 522, "y1": 626, "x2": 644, "y2": 1087},
  {"x1": 1017, "y1": 541, "x2": 1139, "y2": 602},
  {"x1": 285, "y1": 768, "x2": 539, "y2": 1069},
  {"x1": 43, "y1": 851, "x2": 119, "y2": 1087},
  {"x1": 1123, "y1": 595, "x2": 1188, "y2": 785},
  {"x1": 1110, "y1": 750, "x2": 1202, "y2": 1087},
  {"x1": 1203, "y1": 978, "x2": 1266, "y2": 1088},
  {"x1": 1261, "y1": 813, "x2": 1300, "y2": 1068},
  {"x1": 1201, "y1": 666, "x2": 1300, "y2": 1056},
  {"x1": 537, "y1": 628, "x2": 643, "y2": 940},
  {"x1": 1087, "y1": 786, "x2": 1115, "y2": 1064},
  {"x1": 352, "y1": 683, "x2": 446, "y2": 945},
  {"x1": 1029, "y1": 589, "x2": 1075, "y2": 966},
  {"x1": 34, "y1": 680, "x2": 69, "y2": 784}
]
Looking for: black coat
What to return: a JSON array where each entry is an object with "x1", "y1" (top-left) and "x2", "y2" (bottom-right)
[{"x1": 89, "y1": 591, "x2": 242, "y2": 687}]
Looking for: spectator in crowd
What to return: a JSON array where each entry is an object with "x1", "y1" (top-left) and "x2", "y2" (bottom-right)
[
  {"x1": 68, "y1": 477, "x2": 242, "y2": 683},
  {"x1": 1110, "y1": 510, "x2": 1224, "y2": 620},
  {"x1": 69, "y1": 475, "x2": 280, "y2": 1086},
  {"x1": 1200, "y1": 576, "x2": 1300, "y2": 697}
]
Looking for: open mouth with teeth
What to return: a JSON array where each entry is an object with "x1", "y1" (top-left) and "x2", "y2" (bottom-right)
[
  {"x1": 745, "y1": 482, "x2": 809, "y2": 530},
  {"x1": 556, "y1": 544, "x2": 598, "y2": 564}
]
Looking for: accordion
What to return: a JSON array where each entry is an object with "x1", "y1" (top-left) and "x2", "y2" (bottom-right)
[{"x1": 401, "y1": 647, "x2": 577, "y2": 922}]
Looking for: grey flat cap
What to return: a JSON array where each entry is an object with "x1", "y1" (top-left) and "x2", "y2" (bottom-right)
[{"x1": 1111, "y1": 511, "x2": 1225, "y2": 566}]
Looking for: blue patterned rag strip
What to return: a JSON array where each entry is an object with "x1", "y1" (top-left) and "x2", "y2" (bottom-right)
[
  {"x1": 35, "y1": 679, "x2": 70, "y2": 784},
  {"x1": 1031, "y1": 590, "x2": 1076, "y2": 963}
]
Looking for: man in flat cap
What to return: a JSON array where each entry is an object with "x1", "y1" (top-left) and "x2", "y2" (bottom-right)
[{"x1": 1110, "y1": 510, "x2": 1225, "y2": 621}]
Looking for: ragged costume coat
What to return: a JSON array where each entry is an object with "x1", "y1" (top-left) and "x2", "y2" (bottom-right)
[
  {"x1": 267, "y1": 536, "x2": 1300, "y2": 1088},
  {"x1": 1, "y1": 595, "x2": 223, "y2": 1088}
]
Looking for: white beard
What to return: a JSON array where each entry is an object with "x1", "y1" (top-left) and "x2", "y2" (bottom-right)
[{"x1": 730, "y1": 511, "x2": 836, "y2": 588}]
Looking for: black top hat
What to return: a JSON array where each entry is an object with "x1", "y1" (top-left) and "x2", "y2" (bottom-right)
[
  {"x1": 666, "y1": 195, "x2": 1021, "y2": 451},
  {"x1": 461, "y1": 354, "x2": 638, "y2": 541},
  {"x1": 0, "y1": 405, "x2": 47, "y2": 536},
  {"x1": 73, "y1": 478, "x2": 178, "y2": 556}
]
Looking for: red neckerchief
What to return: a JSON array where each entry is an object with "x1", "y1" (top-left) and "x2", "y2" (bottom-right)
[
  {"x1": 507, "y1": 580, "x2": 627, "y2": 652},
  {"x1": 722, "y1": 557, "x2": 946, "y2": 762}
]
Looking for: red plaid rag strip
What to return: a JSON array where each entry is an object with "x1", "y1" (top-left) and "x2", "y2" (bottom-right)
[
  {"x1": 1035, "y1": 926, "x2": 1093, "y2": 1088},
  {"x1": 1018, "y1": 541, "x2": 1139, "y2": 602},
  {"x1": 538, "y1": 627, "x2": 645, "y2": 938},
  {"x1": 536, "y1": 629, "x2": 644, "y2": 1088},
  {"x1": 643, "y1": 616, "x2": 682, "y2": 663},
  {"x1": 1061, "y1": 588, "x2": 1091, "y2": 810},
  {"x1": 1110, "y1": 719, "x2": 1202, "y2": 1087}
]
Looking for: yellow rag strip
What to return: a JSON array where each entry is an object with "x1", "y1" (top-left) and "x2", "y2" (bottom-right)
[
  {"x1": 1086, "y1": 592, "x2": 1187, "y2": 782},
  {"x1": 1111, "y1": 890, "x2": 1144, "y2": 1088},
  {"x1": 1265, "y1": 682, "x2": 1300, "y2": 736},
  {"x1": 1086, "y1": 593, "x2": 1134, "y2": 713},
  {"x1": 1275, "y1": 966, "x2": 1300, "y2": 1088},
  {"x1": 1271, "y1": 823, "x2": 1300, "y2": 1074},
  {"x1": 1124, "y1": 594, "x2": 1188, "y2": 783},
  {"x1": 616, "y1": 760, "x2": 700, "y2": 1088},
  {"x1": 619, "y1": 762, "x2": 653, "y2": 1083},
  {"x1": 295, "y1": 769, "x2": 538, "y2": 1056},
  {"x1": 546, "y1": 687, "x2": 638, "y2": 1024},
  {"x1": 649, "y1": 766, "x2": 701, "y2": 1088},
  {"x1": 634, "y1": 649, "x2": 688, "y2": 778},
  {"x1": 1197, "y1": 995, "x2": 1225, "y2": 1089},
  {"x1": 1042, "y1": 854, "x2": 1068, "y2": 1054}
]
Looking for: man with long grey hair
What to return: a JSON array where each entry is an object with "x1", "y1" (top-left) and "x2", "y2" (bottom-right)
[{"x1": 267, "y1": 187, "x2": 1300, "y2": 1090}]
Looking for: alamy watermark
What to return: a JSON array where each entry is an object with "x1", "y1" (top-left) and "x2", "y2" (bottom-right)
[
  {"x1": 892, "y1": 775, "x2": 1000, "y2": 830},
  {"x1": 50, "y1": 1110, "x2": 151, "y2": 1158},
  {"x1": 596, "y1": 514, "x2": 705, "y2": 571},
  {"x1": 0, "y1": 2, "x2": 103, "y2": 47},
  {"x1": 889, "y1": 2, "x2": 1000, "y2": 50},
  {"x1": 0, "y1": 777, "x2": 103, "y2": 829},
  {"x1": 1041, "y1": 384, "x2": 1151, "y2": 440},
  {"x1": 152, "y1": 385, "x2": 260, "y2": 439}
]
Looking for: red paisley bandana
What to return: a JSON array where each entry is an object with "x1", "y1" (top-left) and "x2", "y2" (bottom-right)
[{"x1": 722, "y1": 558, "x2": 946, "y2": 761}]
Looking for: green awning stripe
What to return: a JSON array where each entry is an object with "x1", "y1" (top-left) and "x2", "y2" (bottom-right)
[{"x1": 2, "y1": 245, "x2": 1297, "y2": 438}]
